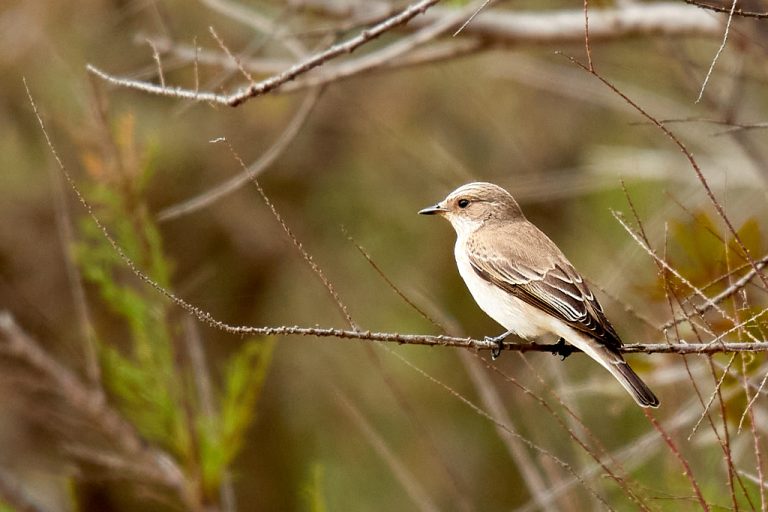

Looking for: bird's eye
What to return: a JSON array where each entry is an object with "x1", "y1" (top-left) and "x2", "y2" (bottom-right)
[{"x1": 457, "y1": 198, "x2": 470, "y2": 208}]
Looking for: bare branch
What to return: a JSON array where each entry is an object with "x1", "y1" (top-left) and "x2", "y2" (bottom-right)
[
  {"x1": 88, "y1": 3, "x2": 723, "y2": 106},
  {"x1": 215, "y1": 138, "x2": 358, "y2": 329},
  {"x1": 684, "y1": 0, "x2": 768, "y2": 19},
  {"x1": 87, "y1": 0, "x2": 442, "y2": 107},
  {"x1": 662, "y1": 253, "x2": 768, "y2": 330},
  {"x1": 452, "y1": 0, "x2": 494, "y2": 37},
  {"x1": 146, "y1": 38, "x2": 166, "y2": 88},
  {"x1": 564, "y1": 53, "x2": 768, "y2": 293},
  {"x1": 643, "y1": 409, "x2": 710, "y2": 511},
  {"x1": 156, "y1": 86, "x2": 322, "y2": 221},
  {"x1": 303, "y1": 2, "x2": 724, "y2": 42},
  {"x1": 27, "y1": 78, "x2": 768, "y2": 370},
  {"x1": 695, "y1": 0, "x2": 737, "y2": 103}
]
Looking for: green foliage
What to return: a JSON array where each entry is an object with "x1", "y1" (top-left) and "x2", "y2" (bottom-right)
[
  {"x1": 199, "y1": 338, "x2": 275, "y2": 496},
  {"x1": 75, "y1": 113, "x2": 186, "y2": 456},
  {"x1": 0, "y1": 501, "x2": 14, "y2": 512},
  {"x1": 74, "y1": 113, "x2": 274, "y2": 503}
]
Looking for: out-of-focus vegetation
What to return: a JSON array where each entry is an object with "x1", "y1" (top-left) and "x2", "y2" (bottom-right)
[{"x1": 3, "y1": 0, "x2": 768, "y2": 510}]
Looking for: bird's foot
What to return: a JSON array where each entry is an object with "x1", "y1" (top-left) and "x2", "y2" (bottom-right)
[
  {"x1": 485, "y1": 331, "x2": 512, "y2": 360},
  {"x1": 552, "y1": 337, "x2": 575, "y2": 360}
]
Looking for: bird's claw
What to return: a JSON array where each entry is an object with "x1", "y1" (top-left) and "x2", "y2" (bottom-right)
[
  {"x1": 485, "y1": 332, "x2": 509, "y2": 360},
  {"x1": 552, "y1": 337, "x2": 575, "y2": 360}
]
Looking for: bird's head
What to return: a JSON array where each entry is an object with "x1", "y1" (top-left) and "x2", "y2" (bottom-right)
[{"x1": 419, "y1": 182, "x2": 524, "y2": 236}]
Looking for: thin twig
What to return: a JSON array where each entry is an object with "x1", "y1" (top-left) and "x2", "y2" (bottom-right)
[
  {"x1": 564, "y1": 52, "x2": 768, "y2": 294},
  {"x1": 483, "y1": 352, "x2": 653, "y2": 510},
  {"x1": 345, "y1": 230, "x2": 445, "y2": 331},
  {"x1": 459, "y1": 352, "x2": 553, "y2": 510},
  {"x1": 140, "y1": 34, "x2": 485, "y2": 94},
  {"x1": 695, "y1": 0, "x2": 737, "y2": 103},
  {"x1": 583, "y1": 0, "x2": 593, "y2": 71},
  {"x1": 684, "y1": 0, "x2": 768, "y2": 19},
  {"x1": 157, "y1": 86, "x2": 322, "y2": 221},
  {"x1": 333, "y1": 388, "x2": 441, "y2": 512},
  {"x1": 214, "y1": 138, "x2": 357, "y2": 330},
  {"x1": 342, "y1": 234, "x2": 473, "y2": 510},
  {"x1": 740, "y1": 354, "x2": 767, "y2": 511},
  {"x1": 452, "y1": 0, "x2": 493, "y2": 37},
  {"x1": 47, "y1": 145, "x2": 100, "y2": 387},
  {"x1": 661, "y1": 254, "x2": 768, "y2": 330},
  {"x1": 147, "y1": 38, "x2": 166, "y2": 88},
  {"x1": 381, "y1": 345, "x2": 613, "y2": 508},
  {"x1": 208, "y1": 26, "x2": 255, "y2": 85},
  {"x1": 613, "y1": 210, "x2": 756, "y2": 343},
  {"x1": 644, "y1": 410, "x2": 711, "y2": 511}
]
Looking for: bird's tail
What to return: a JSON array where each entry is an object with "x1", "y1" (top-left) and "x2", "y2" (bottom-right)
[
  {"x1": 570, "y1": 335, "x2": 660, "y2": 408},
  {"x1": 609, "y1": 357, "x2": 660, "y2": 408}
]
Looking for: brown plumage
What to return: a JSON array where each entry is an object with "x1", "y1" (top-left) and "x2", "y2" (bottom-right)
[{"x1": 420, "y1": 182, "x2": 659, "y2": 408}]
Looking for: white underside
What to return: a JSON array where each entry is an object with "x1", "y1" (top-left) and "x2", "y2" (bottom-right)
[{"x1": 454, "y1": 239, "x2": 619, "y2": 376}]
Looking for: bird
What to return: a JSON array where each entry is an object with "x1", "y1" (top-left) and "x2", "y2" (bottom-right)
[{"x1": 419, "y1": 182, "x2": 659, "y2": 408}]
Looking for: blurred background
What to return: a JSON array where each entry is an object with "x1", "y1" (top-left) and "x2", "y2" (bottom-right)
[{"x1": 3, "y1": 0, "x2": 768, "y2": 510}]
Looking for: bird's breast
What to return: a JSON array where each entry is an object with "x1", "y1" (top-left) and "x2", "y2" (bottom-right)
[{"x1": 454, "y1": 239, "x2": 550, "y2": 339}]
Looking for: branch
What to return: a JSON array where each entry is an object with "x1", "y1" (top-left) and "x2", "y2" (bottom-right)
[
  {"x1": 307, "y1": 2, "x2": 724, "y2": 42},
  {"x1": 88, "y1": 3, "x2": 722, "y2": 105},
  {"x1": 10, "y1": 315, "x2": 755, "y2": 355},
  {"x1": 662, "y1": 253, "x2": 768, "y2": 330},
  {"x1": 156, "y1": 86, "x2": 322, "y2": 221},
  {"x1": 87, "y1": 0, "x2": 441, "y2": 106},
  {"x1": 684, "y1": 0, "x2": 768, "y2": 19},
  {"x1": 28, "y1": 77, "x2": 768, "y2": 361}
]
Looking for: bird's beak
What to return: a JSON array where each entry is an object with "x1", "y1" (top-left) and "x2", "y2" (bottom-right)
[{"x1": 418, "y1": 203, "x2": 448, "y2": 215}]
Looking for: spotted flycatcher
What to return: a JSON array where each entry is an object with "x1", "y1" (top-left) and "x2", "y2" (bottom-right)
[{"x1": 419, "y1": 182, "x2": 659, "y2": 408}]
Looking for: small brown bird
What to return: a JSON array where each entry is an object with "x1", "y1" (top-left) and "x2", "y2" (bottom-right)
[{"x1": 420, "y1": 182, "x2": 659, "y2": 408}]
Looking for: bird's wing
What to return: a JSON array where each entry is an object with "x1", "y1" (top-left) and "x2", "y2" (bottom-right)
[{"x1": 467, "y1": 227, "x2": 623, "y2": 351}]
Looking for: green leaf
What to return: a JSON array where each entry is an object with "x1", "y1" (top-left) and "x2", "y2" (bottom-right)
[{"x1": 199, "y1": 338, "x2": 275, "y2": 495}]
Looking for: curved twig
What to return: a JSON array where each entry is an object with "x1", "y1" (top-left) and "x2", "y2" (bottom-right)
[{"x1": 156, "y1": 86, "x2": 322, "y2": 221}]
